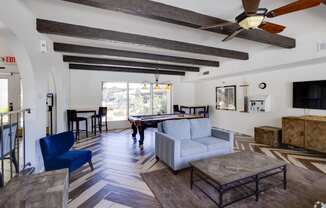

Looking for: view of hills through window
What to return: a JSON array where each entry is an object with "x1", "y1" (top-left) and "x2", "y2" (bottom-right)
[{"x1": 102, "y1": 82, "x2": 172, "y2": 121}]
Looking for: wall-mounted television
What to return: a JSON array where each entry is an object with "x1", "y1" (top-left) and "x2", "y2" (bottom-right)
[{"x1": 293, "y1": 80, "x2": 326, "y2": 110}]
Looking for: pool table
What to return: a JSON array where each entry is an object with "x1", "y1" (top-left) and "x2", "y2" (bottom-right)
[{"x1": 128, "y1": 114, "x2": 204, "y2": 148}]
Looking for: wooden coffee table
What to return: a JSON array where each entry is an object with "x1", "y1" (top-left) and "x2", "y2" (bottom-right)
[{"x1": 190, "y1": 152, "x2": 287, "y2": 208}]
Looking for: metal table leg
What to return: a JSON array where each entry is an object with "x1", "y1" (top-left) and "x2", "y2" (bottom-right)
[
  {"x1": 218, "y1": 188, "x2": 224, "y2": 208},
  {"x1": 190, "y1": 167, "x2": 193, "y2": 189},
  {"x1": 255, "y1": 175, "x2": 259, "y2": 201},
  {"x1": 283, "y1": 165, "x2": 287, "y2": 190}
]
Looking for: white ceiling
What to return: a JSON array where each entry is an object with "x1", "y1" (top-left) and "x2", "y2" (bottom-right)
[{"x1": 24, "y1": 0, "x2": 326, "y2": 66}]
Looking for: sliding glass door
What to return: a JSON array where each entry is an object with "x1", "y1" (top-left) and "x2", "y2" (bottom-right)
[
  {"x1": 102, "y1": 82, "x2": 172, "y2": 120},
  {"x1": 153, "y1": 84, "x2": 172, "y2": 114},
  {"x1": 129, "y1": 83, "x2": 151, "y2": 116},
  {"x1": 102, "y1": 82, "x2": 128, "y2": 121}
]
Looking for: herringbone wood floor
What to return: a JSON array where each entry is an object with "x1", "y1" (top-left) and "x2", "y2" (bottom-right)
[{"x1": 69, "y1": 129, "x2": 326, "y2": 208}]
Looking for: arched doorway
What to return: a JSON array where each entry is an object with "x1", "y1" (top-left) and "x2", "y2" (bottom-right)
[{"x1": 0, "y1": 0, "x2": 69, "y2": 172}]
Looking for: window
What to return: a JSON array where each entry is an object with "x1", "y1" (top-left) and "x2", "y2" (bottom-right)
[
  {"x1": 102, "y1": 82, "x2": 128, "y2": 121},
  {"x1": 102, "y1": 82, "x2": 172, "y2": 120},
  {"x1": 0, "y1": 79, "x2": 8, "y2": 123},
  {"x1": 0, "y1": 79, "x2": 8, "y2": 113},
  {"x1": 153, "y1": 84, "x2": 172, "y2": 114},
  {"x1": 129, "y1": 83, "x2": 151, "y2": 116}
]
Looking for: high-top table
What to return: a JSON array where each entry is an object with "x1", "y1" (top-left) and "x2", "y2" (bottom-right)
[
  {"x1": 76, "y1": 109, "x2": 97, "y2": 135},
  {"x1": 190, "y1": 152, "x2": 287, "y2": 208}
]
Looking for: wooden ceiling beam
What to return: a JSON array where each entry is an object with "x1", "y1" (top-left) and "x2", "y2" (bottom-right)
[
  {"x1": 63, "y1": 55, "x2": 200, "y2": 72},
  {"x1": 54, "y1": 43, "x2": 219, "y2": 67},
  {"x1": 62, "y1": 0, "x2": 296, "y2": 48},
  {"x1": 37, "y1": 19, "x2": 249, "y2": 60},
  {"x1": 69, "y1": 64, "x2": 186, "y2": 76}
]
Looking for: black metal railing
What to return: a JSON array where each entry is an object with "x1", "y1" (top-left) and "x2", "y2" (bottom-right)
[{"x1": 0, "y1": 108, "x2": 31, "y2": 187}]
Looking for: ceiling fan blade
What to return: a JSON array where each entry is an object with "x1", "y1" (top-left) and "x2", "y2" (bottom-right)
[
  {"x1": 259, "y1": 22, "x2": 286, "y2": 33},
  {"x1": 242, "y1": 0, "x2": 261, "y2": 15},
  {"x1": 222, "y1": 28, "x2": 246, "y2": 42},
  {"x1": 266, "y1": 0, "x2": 323, "y2": 18},
  {"x1": 200, "y1": 22, "x2": 235, "y2": 30}
]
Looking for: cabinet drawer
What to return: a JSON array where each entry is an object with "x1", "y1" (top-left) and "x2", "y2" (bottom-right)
[
  {"x1": 282, "y1": 118, "x2": 305, "y2": 147},
  {"x1": 305, "y1": 120, "x2": 326, "y2": 153}
]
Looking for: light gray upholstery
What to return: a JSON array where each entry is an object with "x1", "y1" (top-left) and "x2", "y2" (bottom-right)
[
  {"x1": 163, "y1": 119, "x2": 191, "y2": 140},
  {"x1": 155, "y1": 118, "x2": 234, "y2": 171},
  {"x1": 180, "y1": 140, "x2": 206, "y2": 157},
  {"x1": 192, "y1": 136, "x2": 231, "y2": 152},
  {"x1": 190, "y1": 118, "x2": 211, "y2": 139}
]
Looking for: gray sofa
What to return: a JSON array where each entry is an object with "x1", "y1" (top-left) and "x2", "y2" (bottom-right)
[{"x1": 155, "y1": 118, "x2": 234, "y2": 171}]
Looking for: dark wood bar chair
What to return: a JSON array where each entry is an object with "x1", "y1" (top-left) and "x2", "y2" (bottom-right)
[
  {"x1": 91, "y1": 107, "x2": 108, "y2": 133},
  {"x1": 67, "y1": 110, "x2": 88, "y2": 140},
  {"x1": 198, "y1": 106, "x2": 209, "y2": 118},
  {"x1": 180, "y1": 106, "x2": 191, "y2": 114},
  {"x1": 173, "y1": 105, "x2": 180, "y2": 113}
]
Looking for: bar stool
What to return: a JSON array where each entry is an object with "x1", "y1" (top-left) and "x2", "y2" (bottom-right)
[
  {"x1": 198, "y1": 106, "x2": 209, "y2": 118},
  {"x1": 92, "y1": 107, "x2": 108, "y2": 133},
  {"x1": 67, "y1": 110, "x2": 88, "y2": 140},
  {"x1": 173, "y1": 105, "x2": 180, "y2": 113}
]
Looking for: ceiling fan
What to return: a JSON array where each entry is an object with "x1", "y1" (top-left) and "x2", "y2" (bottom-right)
[{"x1": 201, "y1": 0, "x2": 324, "y2": 42}]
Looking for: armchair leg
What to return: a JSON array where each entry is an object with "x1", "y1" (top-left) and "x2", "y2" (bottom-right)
[
  {"x1": 89, "y1": 161, "x2": 94, "y2": 171},
  {"x1": 171, "y1": 169, "x2": 178, "y2": 175}
]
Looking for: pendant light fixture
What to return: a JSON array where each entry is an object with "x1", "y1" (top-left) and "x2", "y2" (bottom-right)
[
  {"x1": 165, "y1": 83, "x2": 171, "y2": 91},
  {"x1": 142, "y1": 82, "x2": 148, "y2": 90},
  {"x1": 154, "y1": 69, "x2": 160, "y2": 90}
]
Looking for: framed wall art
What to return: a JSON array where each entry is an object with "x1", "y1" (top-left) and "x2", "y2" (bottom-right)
[{"x1": 216, "y1": 85, "x2": 237, "y2": 111}]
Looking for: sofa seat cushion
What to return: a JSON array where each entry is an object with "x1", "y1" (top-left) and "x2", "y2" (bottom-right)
[
  {"x1": 163, "y1": 119, "x2": 191, "y2": 140},
  {"x1": 45, "y1": 150, "x2": 92, "y2": 172},
  {"x1": 192, "y1": 137, "x2": 230, "y2": 151},
  {"x1": 190, "y1": 119, "x2": 211, "y2": 139},
  {"x1": 180, "y1": 140, "x2": 207, "y2": 157}
]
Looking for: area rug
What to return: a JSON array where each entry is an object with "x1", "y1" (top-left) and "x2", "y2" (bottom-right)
[{"x1": 141, "y1": 165, "x2": 326, "y2": 208}]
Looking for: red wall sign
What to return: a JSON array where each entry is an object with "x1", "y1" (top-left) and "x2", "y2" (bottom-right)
[{"x1": 1, "y1": 56, "x2": 16, "y2": 65}]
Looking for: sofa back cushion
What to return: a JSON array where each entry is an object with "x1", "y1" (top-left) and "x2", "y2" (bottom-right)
[
  {"x1": 190, "y1": 118, "x2": 211, "y2": 139},
  {"x1": 157, "y1": 122, "x2": 164, "y2": 133},
  {"x1": 163, "y1": 119, "x2": 191, "y2": 140}
]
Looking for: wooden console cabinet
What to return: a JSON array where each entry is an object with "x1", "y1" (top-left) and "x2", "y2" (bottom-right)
[{"x1": 282, "y1": 116, "x2": 326, "y2": 153}]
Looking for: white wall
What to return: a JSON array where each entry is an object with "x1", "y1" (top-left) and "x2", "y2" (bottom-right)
[
  {"x1": 69, "y1": 70, "x2": 195, "y2": 129},
  {"x1": 195, "y1": 62, "x2": 326, "y2": 136},
  {"x1": 173, "y1": 82, "x2": 195, "y2": 106},
  {"x1": 0, "y1": 1, "x2": 70, "y2": 171}
]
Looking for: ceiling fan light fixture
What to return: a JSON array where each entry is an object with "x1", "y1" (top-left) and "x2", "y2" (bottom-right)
[{"x1": 238, "y1": 15, "x2": 265, "y2": 29}]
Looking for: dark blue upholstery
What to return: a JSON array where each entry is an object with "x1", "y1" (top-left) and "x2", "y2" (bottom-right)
[{"x1": 40, "y1": 131, "x2": 92, "y2": 173}]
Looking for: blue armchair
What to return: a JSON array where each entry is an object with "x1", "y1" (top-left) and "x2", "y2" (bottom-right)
[{"x1": 40, "y1": 131, "x2": 93, "y2": 173}]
